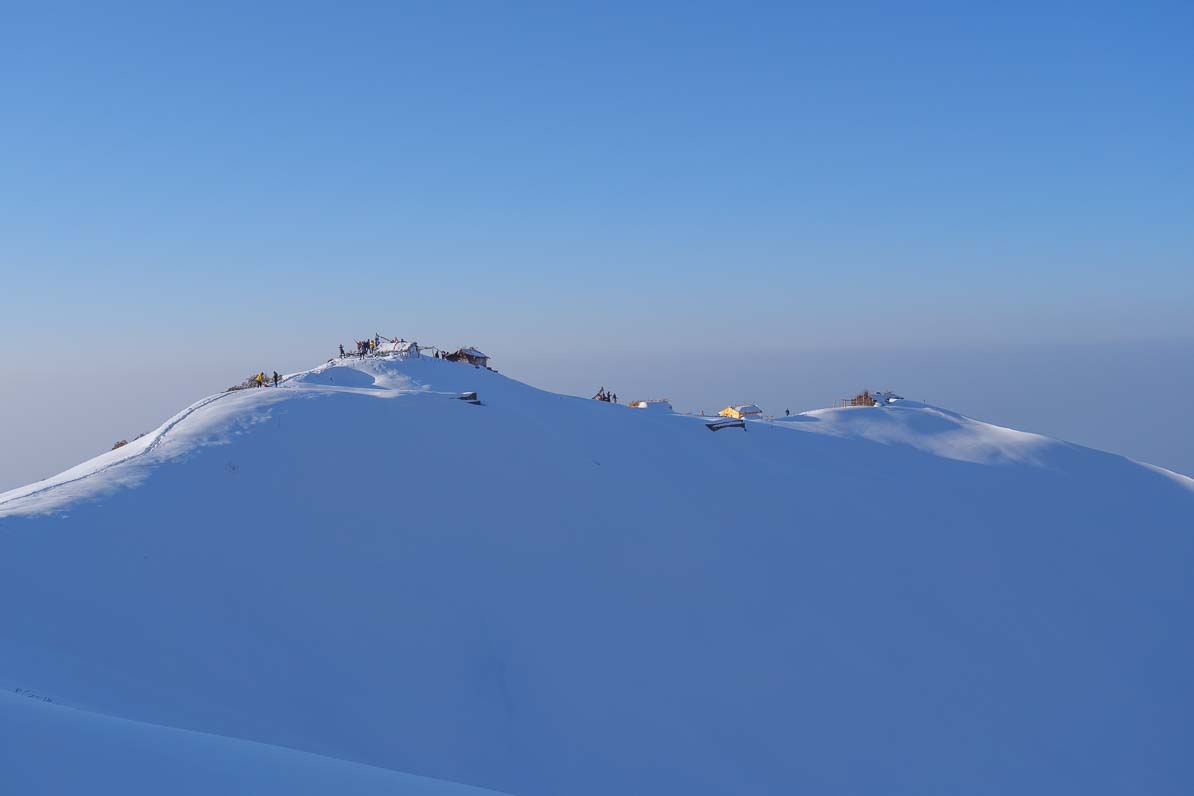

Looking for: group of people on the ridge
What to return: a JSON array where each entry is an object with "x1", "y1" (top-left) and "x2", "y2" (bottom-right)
[
  {"x1": 340, "y1": 335, "x2": 393, "y2": 358},
  {"x1": 594, "y1": 387, "x2": 618, "y2": 404},
  {"x1": 251, "y1": 371, "x2": 281, "y2": 388}
]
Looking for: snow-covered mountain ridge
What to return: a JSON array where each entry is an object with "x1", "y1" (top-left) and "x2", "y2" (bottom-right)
[{"x1": 2, "y1": 354, "x2": 1192, "y2": 794}]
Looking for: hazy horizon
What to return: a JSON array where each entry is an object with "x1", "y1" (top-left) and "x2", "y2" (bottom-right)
[
  {"x1": 2, "y1": 2, "x2": 1191, "y2": 488},
  {"x1": 2, "y1": 336, "x2": 1191, "y2": 493}
]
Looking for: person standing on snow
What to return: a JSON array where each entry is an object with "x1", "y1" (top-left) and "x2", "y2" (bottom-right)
[
  {"x1": 255, "y1": 372, "x2": 265, "y2": 387},
  {"x1": 339, "y1": 344, "x2": 345, "y2": 358},
  {"x1": 273, "y1": 371, "x2": 280, "y2": 387}
]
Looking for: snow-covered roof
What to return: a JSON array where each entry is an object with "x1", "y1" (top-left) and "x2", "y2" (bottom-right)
[
  {"x1": 631, "y1": 399, "x2": 673, "y2": 410},
  {"x1": 732, "y1": 404, "x2": 762, "y2": 414},
  {"x1": 458, "y1": 347, "x2": 488, "y2": 359}
]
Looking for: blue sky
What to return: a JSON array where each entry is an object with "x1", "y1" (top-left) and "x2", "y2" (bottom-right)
[{"x1": 1, "y1": 1, "x2": 1192, "y2": 487}]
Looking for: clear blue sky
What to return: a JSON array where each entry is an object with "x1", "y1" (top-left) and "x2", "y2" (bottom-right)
[{"x1": 1, "y1": 1, "x2": 1192, "y2": 488}]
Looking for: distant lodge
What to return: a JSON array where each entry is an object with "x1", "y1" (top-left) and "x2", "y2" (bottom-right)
[
  {"x1": 833, "y1": 390, "x2": 903, "y2": 408},
  {"x1": 367, "y1": 339, "x2": 493, "y2": 370},
  {"x1": 719, "y1": 404, "x2": 762, "y2": 420},
  {"x1": 838, "y1": 390, "x2": 878, "y2": 407},
  {"x1": 444, "y1": 347, "x2": 490, "y2": 368},
  {"x1": 629, "y1": 399, "x2": 673, "y2": 412}
]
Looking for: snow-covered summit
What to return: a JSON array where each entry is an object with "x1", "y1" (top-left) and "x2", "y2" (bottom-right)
[
  {"x1": 2, "y1": 353, "x2": 1193, "y2": 795},
  {"x1": 4, "y1": 356, "x2": 1188, "y2": 517},
  {"x1": 0, "y1": 355, "x2": 519, "y2": 516}
]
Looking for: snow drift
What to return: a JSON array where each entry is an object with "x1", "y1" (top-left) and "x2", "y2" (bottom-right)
[{"x1": 2, "y1": 355, "x2": 1192, "y2": 795}]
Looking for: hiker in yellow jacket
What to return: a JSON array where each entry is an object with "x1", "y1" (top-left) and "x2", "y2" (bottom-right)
[{"x1": 255, "y1": 372, "x2": 265, "y2": 387}]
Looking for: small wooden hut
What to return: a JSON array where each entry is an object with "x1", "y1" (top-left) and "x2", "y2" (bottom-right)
[
  {"x1": 445, "y1": 347, "x2": 490, "y2": 367},
  {"x1": 719, "y1": 404, "x2": 762, "y2": 420}
]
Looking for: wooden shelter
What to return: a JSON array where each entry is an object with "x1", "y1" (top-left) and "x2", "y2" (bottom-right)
[
  {"x1": 718, "y1": 404, "x2": 762, "y2": 420},
  {"x1": 843, "y1": 390, "x2": 877, "y2": 407},
  {"x1": 445, "y1": 347, "x2": 490, "y2": 368},
  {"x1": 834, "y1": 390, "x2": 904, "y2": 408}
]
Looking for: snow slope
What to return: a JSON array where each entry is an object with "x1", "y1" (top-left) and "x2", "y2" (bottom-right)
[
  {"x1": 2, "y1": 354, "x2": 1193, "y2": 795},
  {"x1": 0, "y1": 691, "x2": 505, "y2": 796},
  {"x1": 780, "y1": 400, "x2": 1068, "y2": 466}
]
